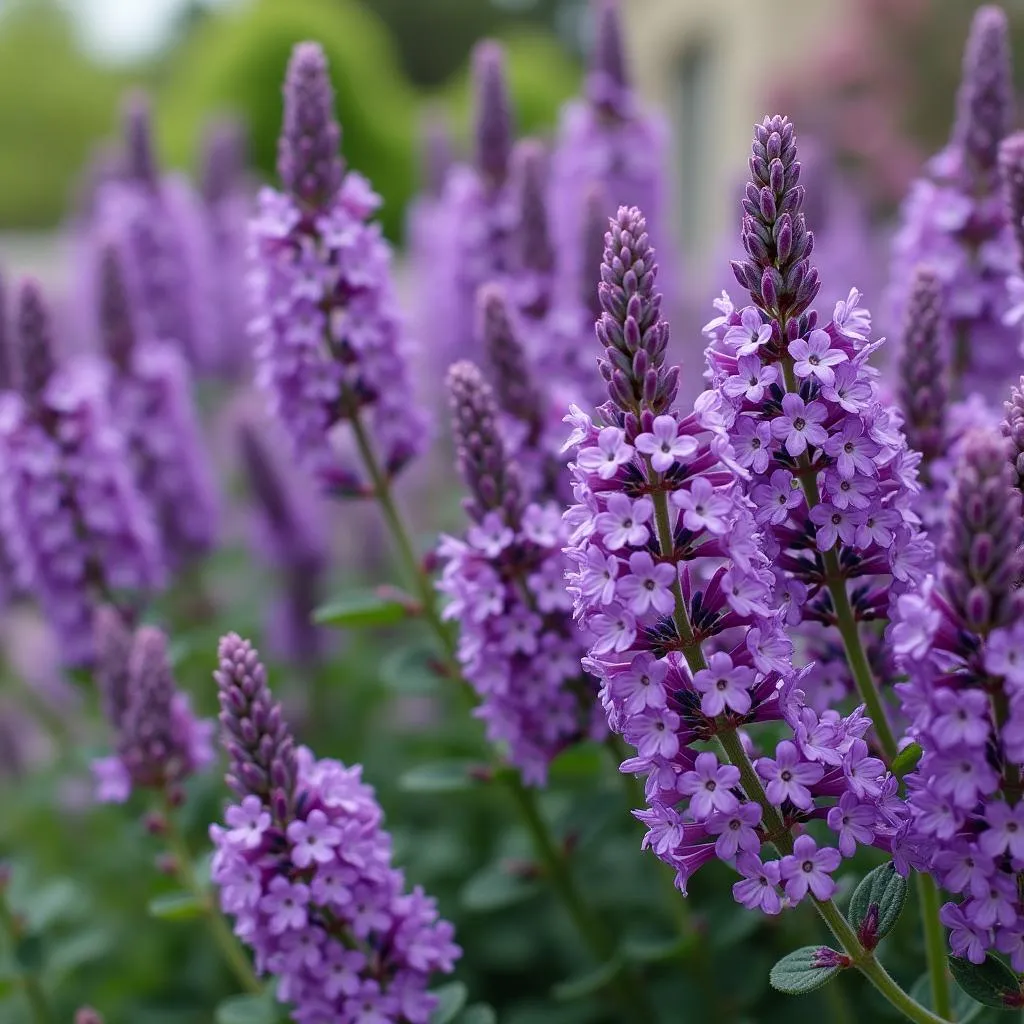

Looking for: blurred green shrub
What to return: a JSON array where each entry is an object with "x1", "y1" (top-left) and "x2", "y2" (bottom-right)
[
  {"x1": 0, "y1": 2, "x2": 128, "y2": 228},
  {"x1": 159, "y1": 0, "x2": 417, "y2": 240}
]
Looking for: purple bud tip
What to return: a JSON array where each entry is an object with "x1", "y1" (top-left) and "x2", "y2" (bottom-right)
[
  {"x1": 17, "y1": 279, "x2": 55, "y2": 399},
  {"x1": 97, "y1": 244, "x2": 135, "y2": 371},
  {"x1": 122, "y1": 90, "x2": 158, "y2": 187},
  {"x1": 238, "y1": 423, "x2": 292, "y2": 535},
  {"x1": 1000, "y1": 131, "x2": 1024, "y2": 262},
  {"x1": 94, "y1": 605, "x2": 133, "y2": 731},
  {"x1": 201, "y1": 118, "x2": 247, "y2": 206},
  {"x1": 419, "y1": 108, "x2": 454, "y2": 199},
  {"x1": 446, "y1": 359, "x2": 521, "y2": 522},
  {"x1": 277, "y1": 42, "x2": 343, "y2": 209},
  {"x1": 512, "y1": 139, "x2": 555, "y2": 302},
  {"x1": 953, "y1": 5, "x2": 1012, "y2": 177},
  {"x1": 472, "y1": 40, "x2": 512, "y2": 187},
  {"x1": 588, "y1": 0, "x2": 630, "y2": 115}
]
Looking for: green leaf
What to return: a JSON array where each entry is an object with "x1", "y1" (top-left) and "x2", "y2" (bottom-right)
[
  {"x1": 460, "y1": 863, "x2": 541, "y2": 913},
  {"x1": 848, "y1": 862, "x2": 908, "y2": 946},
  {"x1": 910, "y1": 970, "x2": 984, "y2": 1023},
  {"x1": 314, "y1": 591, "x2": 410, "y2": 628},
  {"x1": 548, "y1": 742, "x2": 606, "y2": 780},
  {"x1": 379, "y1": 645, "x2": 441, "y2": 695},
  {"x1": 552, "y1": 957, "x2": 624, "y2": 1001},
  {"x1": 891, "y1": 742, "x2": 923, "y2": 780},
  {"x1": 949, "y1": 955, "x2": 1024, "y2": 1009},
  {"x1": 769, "y1": 946, "x2": 847, "y2": 995},
  {"x1": 13, "y1": 934, "x2": 45, "y2": 973},
  {"x1": 456, "y1": 1006, "x2": 497, "y2": 1024},
  {"x1": 430, "y1": 981, "x2": 468, "y2": 1024},
  {"x1": 399, "y1": 760, "x2": 482, "y2": 794},
  {"x1": 147, "y1": 891, "x2": 207, "y2": 921},
  {"x1": 215, "y1": 992, "x2": 279, "y2": 1024},
  {"x1": 23, "y1": 878, "x2": 85, "y2": 931},
  {"x1": 622, "y1": 933, "x2": 692, "y2": 964}
]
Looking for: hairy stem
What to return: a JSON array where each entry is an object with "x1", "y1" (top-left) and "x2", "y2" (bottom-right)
[{"x1": 916, "y1": 873, "x2": 953, "y2": 1020}]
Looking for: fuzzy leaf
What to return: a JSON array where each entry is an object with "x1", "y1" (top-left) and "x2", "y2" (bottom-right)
[
  {"x1": 848, "y1": 862, "x2": 907, "y2": 946},
  {"x1": 949, "y1": 955, "x2": 1024, "y2": 1009},
  {"x1": 430, "y1": 981, "x2": 468, "y2": 1023},
  {"x1": 552, "y1": 956, "x2": 624, "y2": 1001},
  {"x1": 314, "y1": 592, "x2": 410, "y2": 628},
  {"x1": 460, "y1": 863, "x2": 540, "y2": 912},
  {"x1": 215, "y1": 992, "x2": 279, "y2": 1024},
  {"x1": 769, "y1": 946, "x2": 846, "y2": 995},
  {"x1": 147, "y1": 891, "x2": 207, "y2": 921},
  {"x1": 398, "y1": 760, "x2": 482, "y2": 794},
  {"x1": 891, "y1": 742, "x2": 923, "y2": 780}
]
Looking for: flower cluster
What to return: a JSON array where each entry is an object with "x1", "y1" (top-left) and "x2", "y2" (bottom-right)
[
  {"x1": 705, "y1": 116, "x2": 931, "y2": 685},
  {"x1": 210, "y1": 634, "x2": 460, "y2": 1023},
  {"x1": 439, "y1": 361, "x2": 603, "y2": 784},
  {"x1": 889, "y1": 5, "x2": 1019, "y2": 400},
  {"x1": 249, "y1": 42, "x2": 428, "y2": 495},
  {"x1": 550, "y1": 0, "x2": 679, "y2": 312},
  {"x1": 92, "y1": 606, "x2": 213, "y2": 802},
  {"x1": 564, "y1": 205, "x2": 900, "y2": 905},
  {"x1": 0, "y1": 282, "x2": 163, "y2": 666},
  {"x1": 893, "y1": 430, "x2": 1024, "y2": 967},
  {"x1": 97, "y1": 244, "x2": 219, "y2": 570}
]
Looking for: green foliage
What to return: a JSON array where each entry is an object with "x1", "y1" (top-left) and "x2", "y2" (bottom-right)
[
  {"x1": 847, "y1": 862, "x2": 908, "y2": 946},
  {"x1": 158, "y1": 0, "x2": 416, "y2": 240},
  {"x1": 769, "y1": 946, "x2": 846, "y2": 995},
  {"x1": 314, "y1": 590, "x2": 412, "y2": 628},
  {"x1": 431, "y1": 981, "x2": 469, "y2": 1023},
  {"x1": 891, "y1": 742, "x2": 923, "y2": 780},
  {"x1": 948, "y1": 954, "x2": 1024, "y2": 1010},
  {"x1": 0, "y1": 1, "x2": 129, "y2": 228}
]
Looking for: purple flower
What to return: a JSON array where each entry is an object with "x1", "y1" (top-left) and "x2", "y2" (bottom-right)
[
  {"x1": 635, "y1": 415, "x2": 698, "y2": 471},
  {"x1": 211, "y1": 635, "x2": 460, "y2": 1021},
  {"x1": 780, "y1": 835, "x2": 841, "y2": 903},
  {"x1": 789, "y1": 330, "x2": 847, "y2": 386},
  {"x1": 733, "y1": 855, "x2": 783, "y2": 915},
  {"x1": 827, "y1": 792, "x2": 878, "y2": 858},
  {"x1": 692, "y1": 652, "x2": 754, "y2": 718},
  {"x1": 757, "y1": 741, "x2": 824, "y2": 811},
  {"x1": 679, "y1": 753, "x2": 740, "y2": 818},
  {"x1": 770, "y1": 394, "x2": 828, "y2": 457}
]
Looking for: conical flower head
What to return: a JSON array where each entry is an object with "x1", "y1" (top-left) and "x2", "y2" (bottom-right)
[
  {"x1": 94, "y1": 605, "x2": 133, "y2": 732},
  {"x1": 200, "y1": 118, "x2": 247, "y2": 206},
  {"x1": 277, "y1": 42, "x2": 343, "y2": 209},
  {"x1": 122, "y1": 90, "x2": 158, "y2": 189},
  {"x1": 1000, "y1": 131, "x2": 1024, "y2": 263},
  {"x1": 588, "y1": 0, "x2": 631, "y2": 116},
  {"x1": 1003, "y1": 377, "x2": 1024, "y2": 504},
  {"x1": 953, "y1": 5, "x2": 1012, "y2": 183},
  {"x1": 472, "y1": 40, "x2": 512, "y2": 188},
  {"x1": 17, "y1": 279, "x2": 55, "y2": 401},
  {"x1": 97, "y1": 243, "x2": 136, "y2": 372},
  {"x1": 511, "y1": 139, "x2": 555, "y2": 318}
]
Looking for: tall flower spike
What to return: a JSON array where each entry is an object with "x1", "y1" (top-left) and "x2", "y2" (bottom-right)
[
  {"x1": 953, "y1": 5, "x2": 1012, "y2": 183},
  {"x1": 472, "y1": 40, "x2": 512, "y2": 188},
  {"x1": 214, "y1": 633, "x2": 297, "y2": 820},
  {"x1": 580, "y1": 184, "x2": 608, "y2": 323},
  {"x1": 277, "y1": 42, "x2": 343, "y2": 210},
  {"x1": 200, "y1": 118, "x2": 246, "y2": 207},
  {"x1": 589, "y1": 0, "x2": 630, "y2": 116},
  {"x1": 894, "y1": 431, "x2": 1024, "y2": 966},
  {"x1": 511, "y1": 139, "x2": 555, "y2": 320},
  {"x1": 122, "y1": 91, "x2": 158, "y2": 188},
  {"x1": 0, "y1": 281, "x2": 163, "y2": 665},
  {"x1": 419, "y1": 108, "x2": 454, "y2": 199},
  {"x1": 897, "y1": 266, "x2": 948, "y2": 477},
  {"x1": 238, "y1": 422, "x2": 330, "y2": 667},
  {"x1": 446, "y1": 360, "x2": 522, "y2": 524},
  {"x1": 441, "y1": 362, "x2": 602, "y2": 782},
  {"x1": 1003, "y1": 377, "x2": 1024, "y2": 502},
  {"x1": 999, "y1": 132, "x2": 1024, "y2": 259},
  {"x1": 210, "y1": 635, "x2": 460, "y2": 1019},
  {"x1": 98, "y1": 244, "x2": 219, "y2": 570},
  {"x1": 92, "y1": 619, "x2": 213, "y2": 803},
  {"x1": 250, "y1": 42, "x2": 429, "y2": 494},
  {"x1": 596, "y1": 206, "x2": 677, "y2": 420},
  {"x1": 0, "y1": 272, "x2": 12, "y2": 393}
]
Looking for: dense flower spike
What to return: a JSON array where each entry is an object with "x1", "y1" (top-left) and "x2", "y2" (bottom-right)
[
  {"x1": 706, "y1": 118, "x2": 929, "y2": 730},
  {"x1": 92, "y1": 615, "x2": 213, "y2": 802},
  {"x1": 897, "y1": 267, "x2": 948, "y2": 478},
  {"x1": 98, "y1": 245, "x2": 219, "y2": 570},
  {"x1": 1000, "y1": 133, "x2": 1024, "y2": 346},
  {"x1": 90, "y1": 91, "x2": 217, "y2": 371},
  {"x1": 238, "y1": 422, "x2": 330, "y2": 667},
  {"x1": 210, "y1": 635, "x2": 460, "y2": 1022},
  {"x1": 890, "y1": 6, "x2": 1018, "y2": 399},
  {"x1": 894, "y1": 431, "x2": 1024, "y2": 966},
  {"x1": 250, "y1": 42, "x2": 428, "y2": 495},
  {"x1": 200, "y1": 119, "x2": 252, "y2": 377},
  {"x1": 566, "y1": 205, "x2": 899, "y2": 905},
  {"x1": 0, "y1": 281, "x2": 163, "y2": 666},
  {"x1": 441, "y1": 362, "x2": 602, "y2": 783},
  {"x1": 1004, "y1": 377, "x2": 1024, "y2": 502},
  {"x1": 551, "y1": 1, "x2": 679, "y2": 314},
  {"x1": 510, "y1": 139, "x2": 555, "y2": 321}
]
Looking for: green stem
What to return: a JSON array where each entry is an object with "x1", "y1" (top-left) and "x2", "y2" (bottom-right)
[
  {"x1": 349, "y1": 412, "x2": 648, "y2": 1019},
  {"x1": 916, "y1": 873, "x2": 953, "y2": 1020},
  {"x1": 505, "y1": 774, "x2": 658, "y2": 1021},
  {"x1": 160, "y1": 803, "x2": 262, "y2": 994},
  {"x1": 0, "y1": 886, "x2": 51, "y2": 1024}
]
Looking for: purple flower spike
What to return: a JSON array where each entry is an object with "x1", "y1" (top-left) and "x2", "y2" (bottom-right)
[
  {"x1": 0, "y1": 281, "x2": 163, "y2": 666},
  {"x1": 580, "y1": 184, "x2": 609, "y2": 322},
  {"x1": 511, "y1": 139, "x2": 555, "y2": 320},
  {"x1": 897, "y1": 266, "x2": 948, "y2": 475},
  {"x1": 92, "y1": 616, "x2": 213, "y2": 803},
  {"x1": 472, "y1": 40, "x2": 512, "y2": 188},
  {"x1": 953, "y1": 6, "x2": 1012, "y2": 182},
  {"x1": 210, "y1": 635, "x2": 460, "y2": 1019},
  {"x1": 0, "y1": 272, "x2": 12, "y2": 394},
  {"x1": 1003, "y1": 377, "x2": 1024, "y2": 501},
  {"x1": 200, "y1": 118, "x2": 247, "y2": 207},
  {"x1": 122, "y1": 90, "x2": 158, "y2": 189},
  {"x1": 250, "y1": 43, "x2": 429, "y2": 495},
  {"x1": 999, "y1": 132, "x2": 1024, "y2": 260},
  {"x1": 419, "y1": 108, "x2": 454, "y2": 200},
  {"x1": 277, "y1": 42, "x2": 343, "y2": 210},
  {"x1": 442, "y1": 363, "x2": 603, "y2": 782},
  {"x1": 99, "y1": 245, "x2": 219, "y2": 570},
  {"x1": 589, "y1": 0, "x2": 630, "y2": 116}
]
